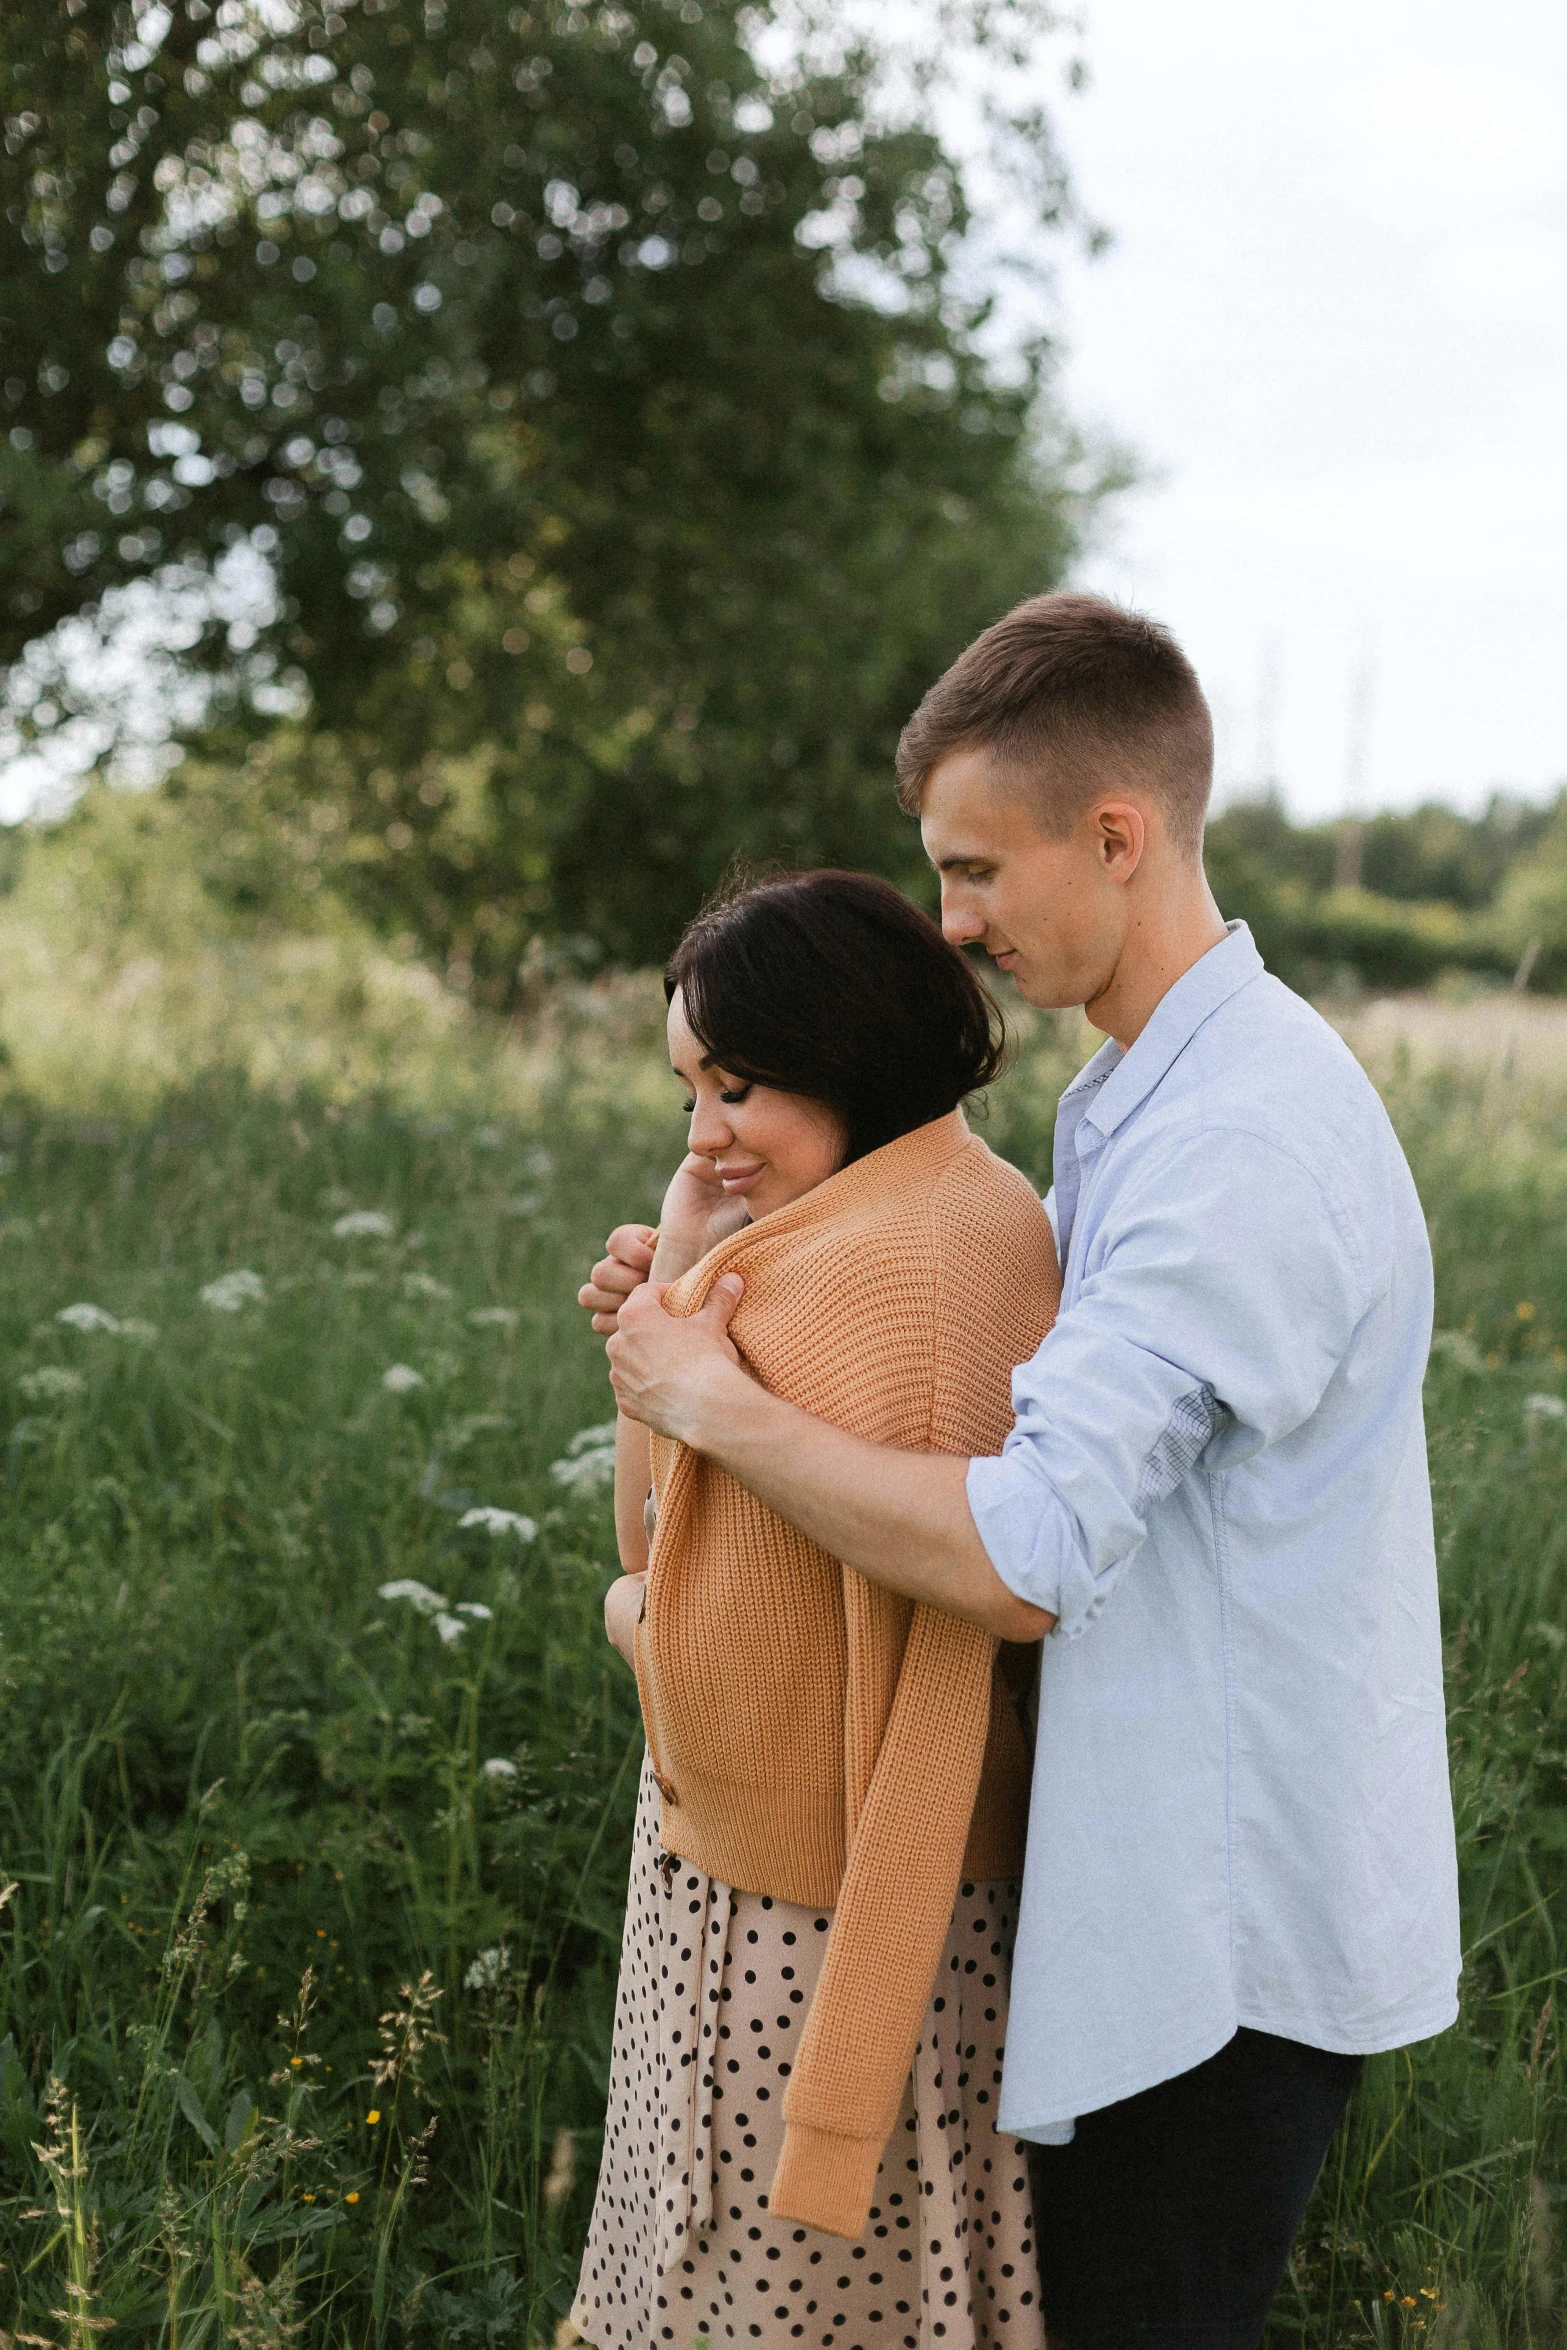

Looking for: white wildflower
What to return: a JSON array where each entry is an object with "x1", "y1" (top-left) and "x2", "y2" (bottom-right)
[
  {"x1": 1524, "y1": 1392, "x2": 1566, "y2": 1424},
  {"x1": 378, "y1": 1577, "x2": 448, "y2": 1616},
  {"x1": 1429, "y1": 1329, "x2": 1486, "y2": 1374},
  {"x1": 456, "y1": 1601, "x2": 493, "y2": 1621},
  {"x1": 543, "y1": 2128, "x2": 575, "y2": 2208},
  {"x1": 480, "y1": 1757, "x2": 519, "y2": 1782},
  {"x1": 550, "y1": 1421, "x2": 617, "y2": 1492},
  {"x1": 18, "y1": 1366, "x2": 86, "y2": 1401},
  {"x1": 458, "y1": 1506, "x2": 537, "y2": 1542},
  {"x1": 402, "y1": 1271, "x2": 454, "y2": 1302},
  {"x1": 505, "y1": 1193, "x2": 541, "y2": 1218},
  {"x1": 550, "y1": 1450, "x2": 617, "y2": 1493},
  {"x1": 200, "y1": 1268, "x2": 267, "y2": 1312},
  {"x1": 523, "y1": 1145, "x2": 553, "y2": 1180},
  {"x1": 433, "y1": 1611, "x2": 468, "y2": 1644},
  {"x1": 117, "y1": 1317, "x2": 160, "y2": 1344},
  {"x1": 468, "y1": 1306, "x2": 519, "y2": 1329},
  {"x1": 440, "y1": 1413, "x2": 515, "y2": 1449},
  {"x1": 472, "y1": 1124, "x2": 504, "y2": 1149},
  {"x1": 464, "y1": 1943, "x2": 511, "y2": 1990},
  {"x1": 382, "y1": 1363, "x2": 425, "y2": 1392},
  {"x1": 333, "y1": 1209, "x2": 396, "y2": 1239},
  {"x1": 56, "y1": 1303, "x2": 120, "y2": 1333}
]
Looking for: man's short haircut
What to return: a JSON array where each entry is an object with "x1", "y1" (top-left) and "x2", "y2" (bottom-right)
[{"x1": 895, "y1": 592, "x2": 1214, "y2": 855}]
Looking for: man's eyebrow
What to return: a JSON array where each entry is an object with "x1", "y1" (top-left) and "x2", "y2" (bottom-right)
[{"x1": 933, "y1": 851, "x2": 993, "y2": 872}]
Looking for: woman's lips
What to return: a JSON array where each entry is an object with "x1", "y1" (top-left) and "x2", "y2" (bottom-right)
[{"x1": 716, "y1": 1163, "x2": 765, "y2": 1193}]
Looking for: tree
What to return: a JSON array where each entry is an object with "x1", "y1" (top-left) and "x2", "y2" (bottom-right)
[{"x1": 2, "y1": 0, "x2": 1101, "y2": 984}]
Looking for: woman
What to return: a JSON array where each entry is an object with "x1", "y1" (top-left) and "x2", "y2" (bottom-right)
[{"x1": 571, "y1": 872, "x2": 1060, "y2": 2350}]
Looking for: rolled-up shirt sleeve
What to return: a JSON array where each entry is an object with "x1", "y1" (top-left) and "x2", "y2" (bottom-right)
[{"x1": 967, "y1": 1127, "x2": 1369, "y2": 1635}]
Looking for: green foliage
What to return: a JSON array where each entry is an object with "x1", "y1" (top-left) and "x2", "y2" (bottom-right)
[
  {"x1": 1, "y1": 0, "x2": 1099, "y2": 980},
  {"x1": 1485, "y1": 804, "x2": 1567, "y2": 994},
  {"x1": 1204, "y1": 793, "x2": 1567, "y2": 997}
]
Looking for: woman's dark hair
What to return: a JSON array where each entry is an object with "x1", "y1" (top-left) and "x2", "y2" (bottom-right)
[{"x1": 664, "y1": 869, "x2": 1005, "y2": 1166}]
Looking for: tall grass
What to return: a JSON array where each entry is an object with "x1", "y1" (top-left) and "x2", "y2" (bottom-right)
[
  {"x1": 0, "y1": 961, "x2": 1561, "y2": 2343},
  {"x1": 0, "y1": 1045, "x2": 681, "y2": 2343}
]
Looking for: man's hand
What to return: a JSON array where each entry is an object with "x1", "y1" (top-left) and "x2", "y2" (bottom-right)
[
  {"x1": 609, "y1": 1274, "x2": 1052, "y2": 1643},
  {"x1": 579, "y1": 1224, "x2": 657, "y2": 1336},
  {"x1": 604, "y1": 1571, "x2": 646, "y2": 1667},
  {"x1": 607, "y1": 1274, "x2": 749, "y2": 1445}
]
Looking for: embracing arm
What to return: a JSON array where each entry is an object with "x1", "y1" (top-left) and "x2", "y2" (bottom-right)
[
  {"x1": 608, "y1": 1129, "x2": 1366, "y2": 1642},
  {"x1": 606, "y1": 1280, "x2": 1054, "y2": 1643}
]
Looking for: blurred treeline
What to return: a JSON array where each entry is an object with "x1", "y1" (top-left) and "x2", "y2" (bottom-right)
[
  {"x1": 8, "y1": 771, "x2": 1567, "y2": 1034},
  {"x1": 1204, "y1": 791, "x2": 1567, "y2": 996}
]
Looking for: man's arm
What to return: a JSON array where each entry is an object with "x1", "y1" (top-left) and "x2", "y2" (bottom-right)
[
  {"x1": 608, "y1": 1129, "x2": 1366, "y2": 1647},
  {"x1": 605, "y1": 1278, "x2": 1055, "y2": 1643}
]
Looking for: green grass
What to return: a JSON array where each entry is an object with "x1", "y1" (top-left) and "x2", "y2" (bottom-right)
[{"x1": 0, "y1": 980, "x2": 1562, "y2": 2345}]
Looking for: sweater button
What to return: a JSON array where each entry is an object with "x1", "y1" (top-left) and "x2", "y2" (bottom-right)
[{"x1": 655, "y1": 1773, "x2": 679, "y2": 1806}]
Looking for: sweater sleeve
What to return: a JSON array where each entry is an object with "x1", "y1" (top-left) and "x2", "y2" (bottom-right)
[
  {"x1": 770, "y1": 1594, "x2": 998, "y2": 2238},
  {"x1": 771, "y1": 1159, "x2": 1054, "y2": 2240}
]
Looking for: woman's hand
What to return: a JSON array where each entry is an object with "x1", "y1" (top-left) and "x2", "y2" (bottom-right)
[
  {"x1": 653, "y1": 1152, "x2": 750, "y2": 1270},
  {"x1": 580, "y1": 1225, "x2": 658, "y2": 1336},
  {"x1": 578, "y1": 1157, "x2": 749, "y2": 1335},
  {"x1": 604, "y1": 1571, "x2": 646, "y2": 1667}
]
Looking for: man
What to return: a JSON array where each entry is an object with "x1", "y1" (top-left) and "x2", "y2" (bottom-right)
[{"x1": 582, "y1": 594, "x2": 1461, "y2": 2350}]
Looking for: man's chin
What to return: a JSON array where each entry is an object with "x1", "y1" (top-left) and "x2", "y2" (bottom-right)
[{"x1": 1007, "y1": 966, "x2": 1073, "y2": 1011}]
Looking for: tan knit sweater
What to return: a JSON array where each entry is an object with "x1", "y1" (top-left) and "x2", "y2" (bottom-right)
[{"x1": 632, "y1": 1109, "x2": 1060, "y2": 2241}]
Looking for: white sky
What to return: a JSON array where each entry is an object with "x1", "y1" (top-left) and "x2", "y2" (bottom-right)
[{"x1": 1049, "y1": 0, "x2": 1567, "y2": 819}]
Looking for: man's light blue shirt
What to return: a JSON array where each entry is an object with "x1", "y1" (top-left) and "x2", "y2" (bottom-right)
[{"x1": 967, "y1": 923, "x2": 1461, "y2": 2143}]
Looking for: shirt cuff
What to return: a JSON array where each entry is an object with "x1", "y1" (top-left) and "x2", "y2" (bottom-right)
[{"x1": 965, "y1": 1454, "x2": 1107, "y2": 1638}]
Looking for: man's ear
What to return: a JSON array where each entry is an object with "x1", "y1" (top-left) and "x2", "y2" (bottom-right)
[{"x1": 1093, "y1": 799, "x2": 1147, "y2": 883}]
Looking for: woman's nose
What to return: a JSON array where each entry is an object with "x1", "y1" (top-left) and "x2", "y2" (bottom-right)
[{"x1": 687, "y1": 1100, "x2": 733, "y2": 1157}]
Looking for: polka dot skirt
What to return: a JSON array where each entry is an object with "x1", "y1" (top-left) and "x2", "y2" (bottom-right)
[{"x1": 571, "y1": 1753, "x2": 1045, "y2": 2350}]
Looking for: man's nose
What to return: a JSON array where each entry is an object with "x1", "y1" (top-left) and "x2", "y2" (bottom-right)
[{"x1": 940, "y1": 888, "x2": 984, "y2": 947}]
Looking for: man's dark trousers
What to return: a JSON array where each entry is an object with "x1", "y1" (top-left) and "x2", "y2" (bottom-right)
[{"x1": 1033, "y1": 2027, "x2": 1363, "y2": 2350}]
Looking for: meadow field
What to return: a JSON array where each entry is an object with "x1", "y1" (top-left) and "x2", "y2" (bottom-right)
[{"x1": 0, "y1": 886, "x2": 1564, "y2": 2345}]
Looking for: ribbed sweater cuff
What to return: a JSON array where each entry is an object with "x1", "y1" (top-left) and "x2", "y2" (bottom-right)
[{"x1": 769, "y1": 2122, "x2": 884, "y2": 2243}]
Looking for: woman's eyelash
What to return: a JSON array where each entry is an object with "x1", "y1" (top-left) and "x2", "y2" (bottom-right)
[{"x1": 679, "y1": 1084, "x2": 751, "y2": 1112}]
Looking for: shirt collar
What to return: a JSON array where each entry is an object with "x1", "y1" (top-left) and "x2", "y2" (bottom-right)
[{"x1": 1065, "y1": 921, "x2": 1264, "y2": 1144}]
